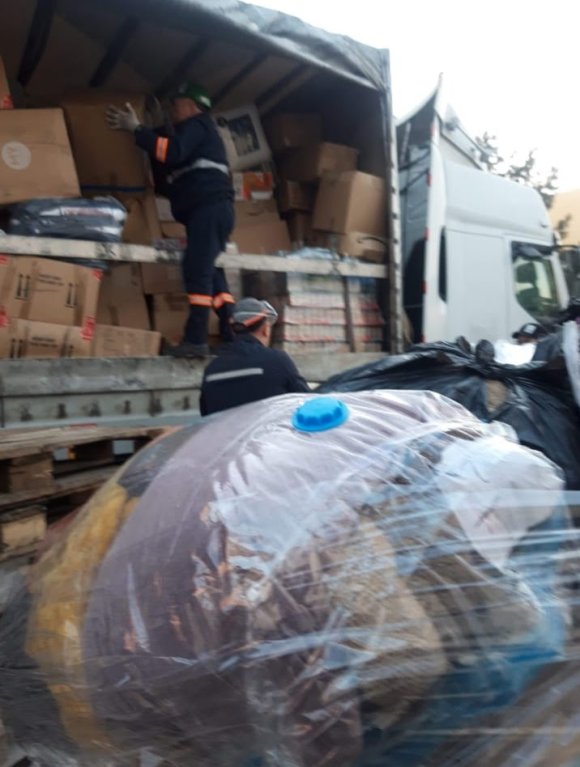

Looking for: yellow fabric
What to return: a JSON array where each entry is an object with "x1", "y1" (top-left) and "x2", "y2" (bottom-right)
[{"x1": 25, "y1": 475, "x2": 139, "y2": 749}]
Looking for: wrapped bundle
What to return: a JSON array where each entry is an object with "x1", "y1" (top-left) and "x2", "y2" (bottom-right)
[{"x1": 0, "y1": 391, "x2": 576, "y2": 767}]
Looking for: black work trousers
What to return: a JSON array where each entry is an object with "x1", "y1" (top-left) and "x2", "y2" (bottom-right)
[{"x1": 182, "y1": 199, "x2": 235, "y2": 345}]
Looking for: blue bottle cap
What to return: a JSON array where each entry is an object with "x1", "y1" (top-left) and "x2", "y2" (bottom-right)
[{"x1": 292, "y1": 397, "x2": 349, "y2": 433}]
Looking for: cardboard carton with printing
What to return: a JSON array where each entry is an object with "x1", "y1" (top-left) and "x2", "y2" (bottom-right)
[
  {"x1": 278, "y1": 142, "x2": 358, "y2": 182},
  {"x1": 313, "y1": 171, "x2": 387, "y2": 237},
  {"x1": 62, "y1": 326, "x2": 93, "y2": 358},
  {"x1": 0, "y1": 319, "x2": 92, "y2": 359},
  {"x1": 0, "y1": 255, "x2": 34, "y2": 321},
  {"x1": 0, "y1": 109, "x2": 80, "y2": 204},
  {"x1": 27, "y1": 258, "x2": 102, "y2": 335},
  {"x1": 265, "y1": 113, "x2": 322, "y2": 153},
  {"x1": 0, "y1": 318, "x2": 26, "y2": 359},
  {"x1": 24, "y1": 321, "x2": 70, "y2": 359}
]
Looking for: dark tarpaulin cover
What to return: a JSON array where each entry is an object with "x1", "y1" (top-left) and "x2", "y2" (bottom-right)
[
  {"x1": 319, "y1": 339, "x2": 580, "y2": 490},
  {"x1": 93, "y1": 0, "x2": 389, "y2": 92}
]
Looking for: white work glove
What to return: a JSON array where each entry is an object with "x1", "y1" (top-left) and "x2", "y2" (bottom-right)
[{"x1": 105, "y1": 102, "x2": 140, "y2": 132}]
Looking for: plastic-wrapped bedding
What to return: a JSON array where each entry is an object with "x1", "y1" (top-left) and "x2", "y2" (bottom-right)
[{"x1": 0, "y1": 391, "x2": 578, "y2": 767}]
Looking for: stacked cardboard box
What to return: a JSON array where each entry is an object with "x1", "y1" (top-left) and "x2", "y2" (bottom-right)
[
  {"x1": 0, "y1": 257, "x2": 162, "y2": 359},
  {"x1": 230, "y1": 199, "x2": 291, "y2": 255},
  {"x1": 0, "y1": 255, "x2": 100, "y2": 358},
  {"x1": 311, "y1": 170, "x2": 388, "y2": 263},
  {"x1": 0, "y1": 109, "x2": 80, "y2": 205},
  {"x1": 245, "y1": 271, "x2": 383, "y2": 354}
]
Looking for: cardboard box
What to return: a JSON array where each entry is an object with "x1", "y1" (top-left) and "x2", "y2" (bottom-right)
[
  {"x1": 316, "y1": 230, "x2": 387, "y2": 263},
  {"x1": 27, "y1": 258, "x2": 102, "y2": 334},
  {"x1": 233, "y1": 172, "x2": 274, "y2": 201},
  {"x1": 91, "y1": 325, "x2": 161, "y2": 358},
  {"x1": 286, "y1": 212, "x2": 313, "y2": 247},
  {"x1": 0, "y1": 256, "x2": 101, "y2": 333},
  {"x1": 0, "y1": 109, "x2": 80, "y2": 205},
  {"x1": 0, "y1": 255, "x2": 34, "y2": 322},
  {"x1": 61, "y1": 92, "x2": 150, "y2": 193},
  {"x1": 234, "y1": 199, "x2": 279, "y2": 228},
  {"x1": 62, "y1": 326, "x2": 93, "y2": 357},
  {"x1": 266, "y1": 113, "x2": 321, "y2": 153},
  {"x1": 0, "y1": 319, "x2": 84, "y2": 359},
  {"x1": 119, "y1": 194, "x2": 162, "y2": 245},
  {"x1": 214, "y1": 104, "x2": 271, "y2": 172},
  {"x1": 231, "y1": 220, "x2": 291, "y2": 255},
  {"x1": 152, "y1": 294, "x2": 188, "y2": 344},
  {"x1": 313, "y1": 171, "x2": 387, "y2": 236},
  {"x1": 24, "y1": 321, "x2": 69, "y2": 358},
  {"x1": 278, "y1": 180, "x2": 316, "y2": 213},
  {"x1": 97, "y1": 264, "x2": 150, "y2": 330},
  {"x1": 141, "y1": 263, "x2": 183, "y2": 295},
  {"x1": 278, "y1": 142, "x2": 358, "y2": 182},
  {"x1": 0, "y1": 318, "x2": 26, "y2": 358},
  {"x1": 0, "y1": 56, "x2": 13, "y2": 109}
]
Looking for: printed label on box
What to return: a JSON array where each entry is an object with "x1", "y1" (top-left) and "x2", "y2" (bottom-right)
[{"x1": 2, "y1": 142, "x2": 31, "y2": 171}]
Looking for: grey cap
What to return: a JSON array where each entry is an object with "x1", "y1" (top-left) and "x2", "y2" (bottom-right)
[
  {"x1": 232, "y1": 298, "x2": 279, "y2": 328},
  {"x1": 512, "y1": 322, "x2": 544, "y2": 340}
]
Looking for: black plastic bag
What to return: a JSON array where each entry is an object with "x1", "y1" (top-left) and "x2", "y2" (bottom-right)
[
  {"x1": 319, "y1": 338, "x2": 580, "y2": 490},
  {"x1": 8, "y1": 197, "x2": 126, "y2": 243}
]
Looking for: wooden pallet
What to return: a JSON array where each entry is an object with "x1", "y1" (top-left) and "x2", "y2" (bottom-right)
[{"x1": 0, "y1": 425, "x2": 167, "y2": 563}]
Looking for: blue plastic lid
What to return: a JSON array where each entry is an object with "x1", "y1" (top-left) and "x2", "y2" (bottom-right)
[{"x1": 292, "y1": 397, "x2": 349, "y2": 433}]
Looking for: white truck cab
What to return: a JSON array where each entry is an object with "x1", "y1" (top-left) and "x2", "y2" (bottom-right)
[{"x1": 398, "y1": 82, "x2": 569, "y2": 344}]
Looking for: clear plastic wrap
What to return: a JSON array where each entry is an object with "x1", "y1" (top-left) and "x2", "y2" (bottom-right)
[
  {"x1": 8, "y1": 197, "x2": 127, "y2": 243},
  {"x1": 0, "y1": 391, "x2": 579, "y2": 767}
]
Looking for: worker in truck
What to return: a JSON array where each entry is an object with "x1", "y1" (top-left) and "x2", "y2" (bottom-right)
[
  {"x1": 105, "y1": 83, "x2": 235, "y2": 358},
  {"x1": 200, "y1": 297, "x2": 310, "y2": 416}
]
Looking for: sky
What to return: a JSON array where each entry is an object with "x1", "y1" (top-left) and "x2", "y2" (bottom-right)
[{"x1": 252, "y1": 0, "x2": 580, "y2": 190}]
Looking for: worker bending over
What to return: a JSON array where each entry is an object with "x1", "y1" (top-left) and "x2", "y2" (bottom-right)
[
  {"x1": 200, "y1": 298, "x2": 310, "y2": 415},
  {"x1": 106, "y1": 83, "x2": 234, "y2": 358}
]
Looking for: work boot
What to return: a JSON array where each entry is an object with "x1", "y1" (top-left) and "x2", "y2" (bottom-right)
[
  {"x1": 164, "y1": 342, "x2": 210, "y2": 359},
  {"x1": 183, "y1": 305, "x2": 210, "y2": 347},
  {"x1": 216, "y1": 305, "x2": 235, "y2": 343}
]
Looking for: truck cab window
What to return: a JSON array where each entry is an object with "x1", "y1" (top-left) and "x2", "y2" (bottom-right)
[{"x1": 512, "y1": 242, "x2": 560, "y2": 322}]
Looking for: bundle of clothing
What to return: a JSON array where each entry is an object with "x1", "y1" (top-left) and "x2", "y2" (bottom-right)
[{"x1": 0, "y1": 391, "x2": 577, "y2": 767}]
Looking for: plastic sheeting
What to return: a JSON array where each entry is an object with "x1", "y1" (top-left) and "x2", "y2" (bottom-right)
[
  {"x1": 8, "y1": 198, "x2": 127, "y2": 243},
  {"x1": 319, "y1": 340, "x2": 580, "y2": 491},
  {"x1": 0, "y1": 391, "x2": 579, "y2": 767}
]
